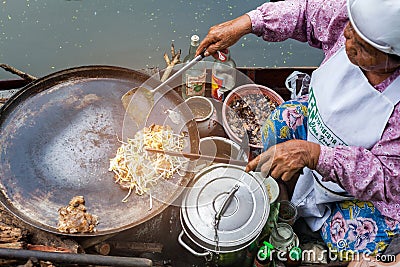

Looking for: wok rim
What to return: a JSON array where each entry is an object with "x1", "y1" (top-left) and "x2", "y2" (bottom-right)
[{"x1": 0, "y1": 65, "x2": 199, "y2": 237}]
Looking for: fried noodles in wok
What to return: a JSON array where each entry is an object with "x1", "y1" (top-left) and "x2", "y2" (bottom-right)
[{"x1": 109, "y1": 124, "x2": 188, "y2": 202}]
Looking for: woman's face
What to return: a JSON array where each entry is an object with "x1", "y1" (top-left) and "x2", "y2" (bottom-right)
[{"x1": 344, "y1": 22, "x2": 392, "y2": 73}]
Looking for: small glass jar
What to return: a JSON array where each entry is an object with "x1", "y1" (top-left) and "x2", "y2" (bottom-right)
[{"x1": 269, "y1": 222, "x2": 296, "y2": 253}]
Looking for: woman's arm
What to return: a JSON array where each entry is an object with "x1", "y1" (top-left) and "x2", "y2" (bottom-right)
[
  {"x1": 247, "y1": 0, "x2": 348, "y2": 52},
  {"x1": 197, "y1": 0, "x2": 348, "y2": 57},
  {"x1": 317, "y1": 105, "x2": 400, "y2": 204}
]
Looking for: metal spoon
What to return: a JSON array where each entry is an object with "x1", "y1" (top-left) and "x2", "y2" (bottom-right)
[{"x1": 273, "y1": 202, "x2": 286, "y2": 239}]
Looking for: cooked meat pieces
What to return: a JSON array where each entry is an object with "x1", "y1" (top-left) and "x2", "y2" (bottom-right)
[
  {"x1": 57, "y1": 196, "x2": 98, "y2": 234},
  {"x1": 227, "y1": 94, "x2": 277, "y2": 146}
]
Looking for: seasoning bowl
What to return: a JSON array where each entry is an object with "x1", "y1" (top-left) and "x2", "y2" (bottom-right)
[
  {"x1": 222, "y1": 84, "x2": 284, "y2": 151},
  {"x1": 185, "y1": 96, "x2": 219, "y2": 138}
]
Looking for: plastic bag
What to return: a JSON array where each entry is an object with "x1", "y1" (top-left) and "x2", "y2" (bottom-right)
[{"x1": 285, "y1": 71, "x2": 311, "y2": 100}]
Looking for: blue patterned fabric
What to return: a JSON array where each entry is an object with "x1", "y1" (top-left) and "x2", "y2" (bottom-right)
[
  {"x1": 261, "y1": 98, "x2": 400, "y2": 256},
  {"x1": 261, "y1": 98, "x2": 309, "y2": 150},
  {"x1": 321, "y1": 200, "x2": 400, "y2": 258}
]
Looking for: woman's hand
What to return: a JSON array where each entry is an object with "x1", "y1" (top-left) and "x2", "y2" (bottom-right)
[
  {"x1": 196, "y1": 14, "x2": 252, "y2": 57},
  {"x1": 245, "y1": 140, "x2": 321, "y2": 182}
]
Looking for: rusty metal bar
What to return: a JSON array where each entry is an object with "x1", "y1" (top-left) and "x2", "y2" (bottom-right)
[{"x1": 0, "y1": 248, "x2": 152, "y2": 267}]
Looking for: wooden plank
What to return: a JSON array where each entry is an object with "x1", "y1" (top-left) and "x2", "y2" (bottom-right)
[
  {"x1": 0, "y1": 259, "x2": 18, "y2": 266},
  {"x1": 0, "y1": 242, "x2": 25, "y2": 249},
  {"x1": 0, "y1": 225, "x2": 26, "y2": 243},
  {"x1": 0, "y1": 206, "x2": 80, "y2": 254},
  {"x1": 0, "y1": 79, "x2": 30, "y2": 91}
]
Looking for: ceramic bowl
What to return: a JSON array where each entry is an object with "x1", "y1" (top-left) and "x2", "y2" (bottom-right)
[
  {"x1": 253, "y1": 173, "x2": 280, "y2": 203},
  {"x1": 222, "y1": 84, "x2": 284, "y2": 150}
]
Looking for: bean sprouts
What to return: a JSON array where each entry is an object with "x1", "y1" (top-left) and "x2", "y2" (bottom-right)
[{"x1": 109, "y1": 124, "x2": 188, "y2": 202}]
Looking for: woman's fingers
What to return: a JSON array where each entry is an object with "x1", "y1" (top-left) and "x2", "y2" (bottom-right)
[
  {"x1": 266, "y1": 161, "x2": 299, "y2": 181},
  {"x1": 245, "y1": 154, "x2": 260, "y2": 172},
  {"x1": 246, "y1": 140, "x2": 320, "y2": 182},
  {"x1": 196, "y1": 24, "x2": 226, "y2": 57},
  {"x1": 279, "y1": 169, "x2": 301, "y2": 182},
  {"x1": 197, "y1": 34, "x2": 218, "y2": 57},
  {"x1": 245, "y1": 148, "x2": 273, "y2": 172},
  {"x1": 196, "y1": 15, "x2": 252, "y2": 57},
  {"x1": 196, "y1": 42, "x2": 211, "y2": 57},
  {"x1": 260, "y1": 160, "x2": 273, "y2": 178}
]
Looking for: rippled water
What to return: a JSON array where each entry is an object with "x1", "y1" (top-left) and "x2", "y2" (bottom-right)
[{"x1": 0, "y1": 0, "x2": 324, "y2": 80}]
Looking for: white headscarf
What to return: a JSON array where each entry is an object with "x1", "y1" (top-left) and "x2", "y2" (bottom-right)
[{"x1": 347, "y1": 0, "x2": 400, "y2": 56}]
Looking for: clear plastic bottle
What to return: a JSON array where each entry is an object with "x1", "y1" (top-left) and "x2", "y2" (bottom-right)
[
  {"x1": 181, "y1": 35, "x2": 206, "y2": 100},
  {"x1": 211, "y1": 49, "x2": 236, "y2": 101}
]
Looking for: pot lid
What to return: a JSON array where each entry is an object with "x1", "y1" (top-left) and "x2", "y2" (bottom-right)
[{"x1": 181, "y1": 164, "x2": 269, "y2": 251}]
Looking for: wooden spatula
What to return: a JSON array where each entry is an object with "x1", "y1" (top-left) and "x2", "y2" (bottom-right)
[{"x1": 146, "y1": 148, "x2": 248, "y2": 167}]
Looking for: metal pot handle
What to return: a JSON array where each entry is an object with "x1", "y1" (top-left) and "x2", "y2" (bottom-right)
[{"x1": 178, "y1": 231, "x2": 212, "y2": 258}]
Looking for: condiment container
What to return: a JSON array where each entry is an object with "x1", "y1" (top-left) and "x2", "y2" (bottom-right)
[
  {"x1": 179, "y1": 164, "x2": 270, "y2": 266},
  {"x1": 277, "y1": 200, "x2": 298, "y2": 226},
  {"x1": 253, "y1": 241, "x2": 274, "y2": 267},
  {"x1": 185, "y1": 96, "x2": 219, "y2": 138},
  {"x1": 181, "y1": 35, "x2": 206, "y2": 99},
  {"x1": 211, "y1": 49, "x2": 236, "y2": 102},
  {"x1": 269, "y1": 223, "x2": 299, "y2": 254},
  {"x1": 222, "y1": 84, "x2": 284, "y2": 159}
]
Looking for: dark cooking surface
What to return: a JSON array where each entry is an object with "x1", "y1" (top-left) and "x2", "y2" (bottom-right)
[{"x1": 0, "y1": 66, "x2": 199, "y2": 236}]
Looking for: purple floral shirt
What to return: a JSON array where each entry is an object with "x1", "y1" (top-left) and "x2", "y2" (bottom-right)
[{"x1": 248, "y1": 0, "x2": 400, "y2": 221}]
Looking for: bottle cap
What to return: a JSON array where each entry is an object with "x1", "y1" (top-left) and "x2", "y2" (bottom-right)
[
  {"x1": 191, "y1": 35, "x2": 200, "y2": 46},
  {"x1": 288, "y1": 246, "x2": 302, "y2": 261},
  {"x1": 216, "y1": 50, "x2": 227, "y2": 62}
]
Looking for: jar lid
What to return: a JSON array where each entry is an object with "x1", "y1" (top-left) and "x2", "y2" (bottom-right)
[{"x1": 180, "y1": 164, "x2": 269, "y2": 253}]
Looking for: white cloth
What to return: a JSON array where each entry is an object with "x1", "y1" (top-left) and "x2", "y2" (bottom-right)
[
  {"x1": 347, "y1": 0, "x2": 400, "y2": 56},
  {"x1": 291, "y1": 47, "x2": 400, "y2": 231}
]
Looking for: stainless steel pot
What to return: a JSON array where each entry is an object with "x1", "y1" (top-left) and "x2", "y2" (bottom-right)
[{"x1": 179, "y1": 164, "x2": 270, "y2": 266}]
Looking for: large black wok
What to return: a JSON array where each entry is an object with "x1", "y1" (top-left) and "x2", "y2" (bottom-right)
[{"x1": 0, "y1": 65, "x2": 199, "y2": 236}]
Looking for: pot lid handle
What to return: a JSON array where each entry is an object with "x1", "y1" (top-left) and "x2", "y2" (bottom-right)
[{"x1": 214, "y1": 184, "x2": 240, "y2": 228}]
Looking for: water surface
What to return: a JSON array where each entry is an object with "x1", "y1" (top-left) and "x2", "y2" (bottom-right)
[{"x1": 0, "y1": 0, "x2": 324, "y2": 79}]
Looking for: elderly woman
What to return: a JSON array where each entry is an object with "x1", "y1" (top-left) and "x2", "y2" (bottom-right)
[{"x1": 197, "y1": 0, "x2": 400, "y2": 257}]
